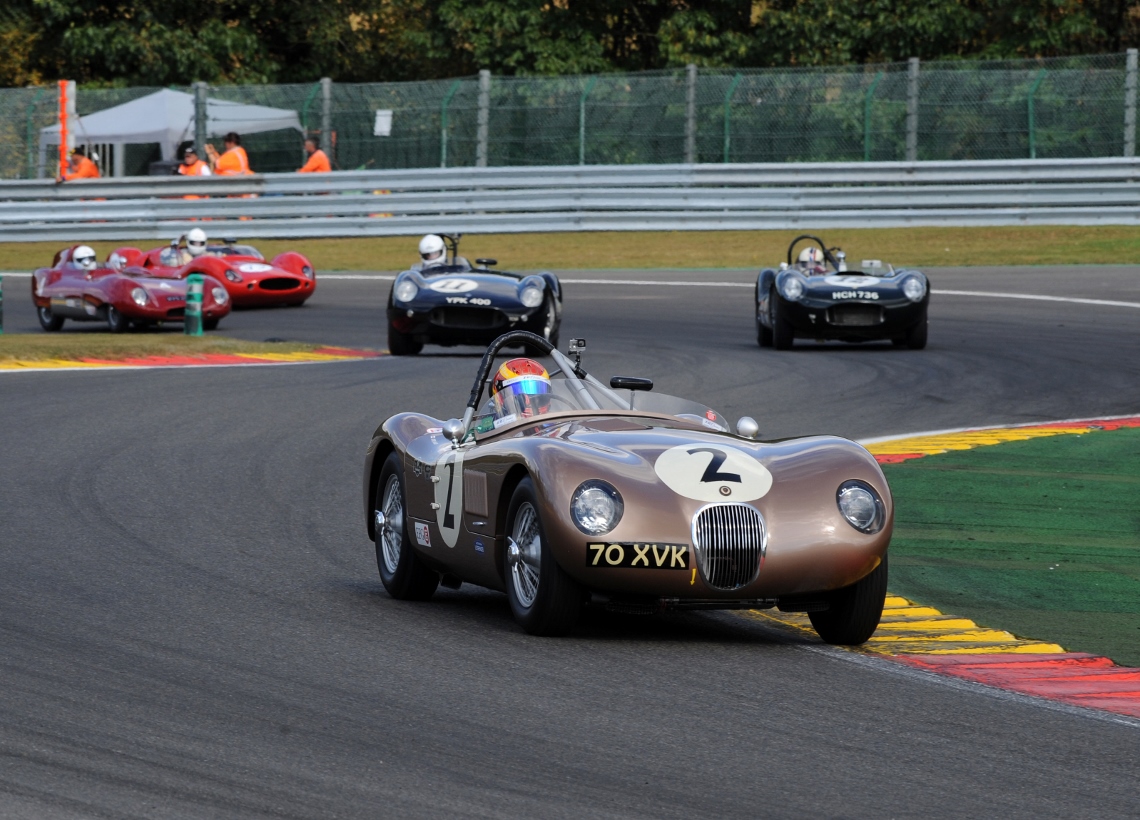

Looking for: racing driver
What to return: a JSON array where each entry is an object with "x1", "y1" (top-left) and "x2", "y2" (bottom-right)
[{"x1": 475, "y1": 358, "x2": 553, "y2": 433}]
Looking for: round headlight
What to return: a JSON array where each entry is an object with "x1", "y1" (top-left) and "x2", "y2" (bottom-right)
[
  {"x1": 902, "y1": 275, "x2": 926, "y2": 303},
  {"x1": 211, "y1": 286, "x2": 228, "y2": 304},
  {"x1": 130, "y1": 287, "x2": 148, "y2": 307},
  {"x1": 302, "y1": 265, "x2": 314, "y2": 279},
  {"x1": 394, "y1": 279, "x2": 418, "y2": 303},
  {"x1": 571, "y1": 480, "x2": 624, "y2": 535},
  {"x1": 778, "y1": 274, "x2": 805, "y2": 301},
  {"x1": 520, "y1": 286, "x2": 544, "y2": 308},
  {"x1": 837, "y1": 480, "x2": 885, "y2": 534},
  {"x1": 224, "y1": 268, "x2": 242, "y2": 283}
]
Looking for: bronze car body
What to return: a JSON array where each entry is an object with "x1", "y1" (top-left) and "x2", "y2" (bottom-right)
[{"x1": 363, "y1": 332, "x2": 892, "y2": 638}]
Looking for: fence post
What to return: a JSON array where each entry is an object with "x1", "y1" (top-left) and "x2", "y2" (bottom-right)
[
  {"x1": 440, "y1": 80, "x2": 461, "y2": 168},
  {"x1": 1125, "y1": 49, "x2": 1137, "y2": 157},
  {"x1": 194, "y1": 82, "x2": 208, "y2": 158},
  {"x1": 1027, "y1": 68, "x2": 1047, "y2": 159},
  {"x1": 320, "y1": 77, "x2": 333, "y2": 158},
  {"x1": 476, "y1": 70, "x2": 491, "y2": 167},
  {"x1": 685, "y1": 64, "x2": 698, "y2": 163},
  {"x1": 864, "y1": 71, "x2": 884, "y2": 162},
  {"x1": 722, "y1": 73, "x2": 743, "y2": 163},
  {"x1": 579, "y1": 76, "x2": 597, "y2": 165},
  {"x1": 58, "y1": 80, "x2": 76, "y2": 178},
  {"x1": 906, "y1": 58, "x2": 919, "y2": 162}
]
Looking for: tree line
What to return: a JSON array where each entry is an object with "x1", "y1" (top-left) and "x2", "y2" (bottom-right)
[{"x1": 3, "y1": 0, "x2": 1138, "y2": 88}]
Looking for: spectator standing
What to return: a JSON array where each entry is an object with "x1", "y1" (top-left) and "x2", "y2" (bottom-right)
[
  {"x1": 206, "y1": 132, "x2": 252, "y2": 175},
  {"x1": 59, "y1": 146, "x2": 101, "y2": 181},
  {"x1": 298, "y1": 138, "x2": 331, "y2": 173}
]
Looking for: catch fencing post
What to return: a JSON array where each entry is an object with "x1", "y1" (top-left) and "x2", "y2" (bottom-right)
[
  {"x1": 194, "y1": 82, "x2": 208, "y2": 158},
  {"x1": 320, "y1": 77, "x2": 333, "y2": 157},
  {"x1": 184, "y1": 274, "x2": 204, "y2": 336},
  {"x1": 906, "y1": 58, "x2": 919, "y2": 162},
  {"x1": 685, "y1": 64, "x2": 698, "y2": 164},
  {"x1": 1125, "y1": 50, "x2": 1137, "y2": 157},
  {"x1": 476, "y1": 70, "x2": 491, "y2": 167},
  {"x1": 578, "y1": 76, "x2": 597, "y2": 165},
  {"x1": 58, "y1": 80, "x2": 76, "y2": 178},
  {"x1": 722, "y1": 73, "x2": 743, "y2": 163},
  {"x1": 1028, "y1": 69, "x2": 1047, "y2": 159}
]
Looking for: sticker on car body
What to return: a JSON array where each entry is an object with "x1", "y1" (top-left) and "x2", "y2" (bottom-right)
[
  {"x1": 654, "y1": 444, "x2": 773, "y2": 502},
  {"x1": 587, "y1": 542, "x2": 689, "y2": 569},
  {"x1": 414, "y1": 521, "x2": 432, "y2": 547},
  {"x1": 429, "y1": 278, "x2": 479, "y2": 294},
  {"x1": 823, "y1": 275, "x2": 880, "y2": 288},
  {"x1": 238, "y1": 263, "x2": 273, "y2": 273}
]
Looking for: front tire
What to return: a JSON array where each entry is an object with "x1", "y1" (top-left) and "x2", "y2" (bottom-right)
[
  {"x1": 374, "y1": 453, "x2": 439, "y2": 600},
  {"x1": 808, "y1": 554, "x2": 888, "y2": 645},
  {"x1": 203, "y1": 317, "x2": 219, "y2": 331},
  {"x1": 504, "y1": 477, "x2": 581, "y2": 636},
  {"x1": 106, "y1": 305, "x2": 130, "y2": 333},
  {"x1": 905, "y1": 312, "x2": 928, "y2": 350},
  {"x1": 387, "y1": 323, "x2": 423, "y2": 356},
  {"x1": 770, "y1": 290, "x2": 794, "y2": 350},
  {"x1": 37, "y1": 305, "x2": 64, "y2": 331}
]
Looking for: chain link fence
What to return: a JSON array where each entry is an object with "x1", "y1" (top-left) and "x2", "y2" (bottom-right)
[{"x1": 1, "y1": 52, "x2": 1134, "y2": 179}]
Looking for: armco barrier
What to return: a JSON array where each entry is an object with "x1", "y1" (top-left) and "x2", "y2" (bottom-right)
[{"x1": 3, "y1": 158, "x2": 1140, "y2": 240}]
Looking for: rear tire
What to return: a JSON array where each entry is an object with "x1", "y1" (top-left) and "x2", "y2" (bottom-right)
[
  {"x1": 770, "y1": 290, "x2": 794, "y2": 350},
  {"x1": 37, "y1": 305, "x2": 64, "y2": 331},
  {"x1": 387, "y1": 323, "x2": 423, "y2": 356},
  {"x1": 905, "y1": 313, "x2": 928, "y2": 350},
  {"x1": 374, "y1": 453, "x2": 439, "y2": 600},
  {"x1": 106, "y1": 305, "x2": 130, "y2": 333},
  {"x1": 504, "y1": 477, "x2": 581, "y2": 636},
  {"x1": 808, "y1": 554, "x2": 888, "y2": 645}
]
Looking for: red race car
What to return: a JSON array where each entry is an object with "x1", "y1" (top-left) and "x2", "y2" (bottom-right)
[
  {"x1": 32, "y1": 245, "x2": 232, "y2": 332},
  {"x1": 109, "y1": 234, "x2": 317, "y2": 308}
]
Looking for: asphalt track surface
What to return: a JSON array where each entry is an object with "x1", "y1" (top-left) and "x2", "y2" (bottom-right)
[{"x1": 2, "y1": 266, "x2": 1140, "y2": 817}]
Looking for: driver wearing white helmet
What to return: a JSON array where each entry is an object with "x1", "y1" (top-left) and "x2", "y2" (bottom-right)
[
  {"x1": 70, "y1": 245, "x2": 98, "y2": 272},
  {"x1": 797, "y1": 246, "x2": 827, "y2": 272},
  {"x1": 161, "y1": 228, "x2": 209, "y2": 266},
  {"x1": 186, "y1": 228, "x2": 208, "y2": 257},
  {"x1": 413, "y1": 234, "x2": 469, "y2": 271}
]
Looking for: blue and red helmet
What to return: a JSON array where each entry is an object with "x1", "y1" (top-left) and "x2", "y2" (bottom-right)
[{"x1": 491, "y1": 358, "x2": 551, "y2": 417}]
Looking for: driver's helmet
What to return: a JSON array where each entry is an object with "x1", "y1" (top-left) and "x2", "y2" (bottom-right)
[
  {"x1": 491, "y1": 358, "x2": 552, "y2": 419},
  {"x1": 72, "y1": 245, "x2": 97, "y2": 271},
  {"x1": 186, "y1": 228, "x2": 208, "y2": 257},
  {"x1": 418, "y1": 234, "x2": 446, "y2": 267},
  {"x1": 797, "y1": 246, "x2": 826, "y2": 270}
]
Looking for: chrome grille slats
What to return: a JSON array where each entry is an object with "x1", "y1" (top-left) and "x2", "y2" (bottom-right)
[{"x1": 691, "y1": 503, "x2": 765, "y2": 591}]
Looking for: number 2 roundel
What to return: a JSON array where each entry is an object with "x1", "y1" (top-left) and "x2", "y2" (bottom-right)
[
  {"x1": 653, "y1": 444, "x2": 772, "y2": 503},
  {"x1": 434, "y1": 450, "x2": 465, "y2": 547}
]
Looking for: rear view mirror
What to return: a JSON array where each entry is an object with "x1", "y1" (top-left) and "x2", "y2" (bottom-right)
[{"x1": 610, "y1": 376, "x2": 653, "y2": 391}]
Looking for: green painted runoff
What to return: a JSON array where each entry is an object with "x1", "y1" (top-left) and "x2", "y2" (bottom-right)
[{"x1": 884, "y1": 427, "x2": 1140, "y2": 667}]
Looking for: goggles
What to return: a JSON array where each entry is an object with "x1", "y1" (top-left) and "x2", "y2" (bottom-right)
[
  {"x1": 74, "y1": 255, "x2": 96, "y2": 266},
  {"x1": 188, "y1": 239, "x2": 207, "y2": 248}
]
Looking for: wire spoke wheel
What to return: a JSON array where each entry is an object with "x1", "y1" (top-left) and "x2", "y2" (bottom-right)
[
  {"x1": 508, "y1": 502, "x2": 542, "y2": 608},
  {"x1": 379, "y1": 474, "x2": 404, "y2": 575}
]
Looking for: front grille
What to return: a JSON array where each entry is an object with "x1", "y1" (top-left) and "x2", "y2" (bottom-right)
[
  {"x1": 691, "y1": 504, "x2": 765, "y2": 591},
  {"x1": 828, "y1": 304, "x2": 884, "y2": 326},
  {"x1": 166, "y1": 307, "x2": 185, "y2": 318},
  {"x1": 430, "y1": 307, "x2": 508, "y2": 329},
  {"x1": 259, "y1": 277, "x2": 299, "y2": 291}
]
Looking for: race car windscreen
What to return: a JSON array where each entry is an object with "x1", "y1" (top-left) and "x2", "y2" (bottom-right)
[
  {"x1": 474, "y1": 378, "x2": 728, "y2": 434},
  {"x1": 204, "y1": 245, "x2": 264, "y2": 260}
]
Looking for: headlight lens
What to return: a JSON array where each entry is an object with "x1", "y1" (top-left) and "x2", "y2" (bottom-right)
[
  {"x1": 211, "y1": 286, "x2": 228, "y2": 304},
  {"x1": 394, "y1": 279, "x2": 418, "y2": 303},
  {"x1": 130, "y1": 287, "x2": 148, "y2": 306},
  {"x1": 224, "y1": 268, "x2": 242, "y2": 283},
  {"x1": 837, "y1": 480, "x2": 885, "y2": 534},
  {"x1": 902, "y1": 275, "x2": 926, "y2": 302},
  {"x1": 302, "y1": 265, "x2": 314, "y2": 279},
  {"x1": 777, "y1": 273, "x2": 805, "y2": 301},
  {"x1": 571, "y1": 480, "x2": 624, "y2": 535},
  {"x1": 520, "y1": 286, "x2": 544, "y2": 308}
]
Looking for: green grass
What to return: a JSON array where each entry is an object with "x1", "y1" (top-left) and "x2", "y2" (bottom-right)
[
  {"x1": 4, "y1": 225, "x2": 1140, "y2": 271},
  {"x1": 0, "y1": 333, "x2": 329, "y2": 362},
  {"x1": 883, "y1": 428, "x2": 1140, "y2": 667}
]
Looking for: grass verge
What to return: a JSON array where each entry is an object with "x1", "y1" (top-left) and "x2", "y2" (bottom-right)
[
  {"x1": 883, "y1": 427, "x2": 1140, "y2": 667},
  {"x1": 4, "y1": 226, "x2": 1140, "y2": 271},
  {"x1": 0, "y1": 333, "x2": 329, "y2": 362}
]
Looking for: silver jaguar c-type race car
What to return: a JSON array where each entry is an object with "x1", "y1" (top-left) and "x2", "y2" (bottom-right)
[{"x1": 363, "y1": 331, "x2": 893, "y2": 640}]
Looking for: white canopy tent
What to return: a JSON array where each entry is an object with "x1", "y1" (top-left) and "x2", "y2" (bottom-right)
[{"x1": 39, "y1": 88, "x2": 303, "y2": 176}]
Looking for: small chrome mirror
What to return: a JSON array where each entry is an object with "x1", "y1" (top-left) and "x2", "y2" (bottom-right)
[
  {"x1": 443, "y1": 418, "x2": 465, "y2": 445},
  {"x1": 736, "y1": 416, "x2": 760, "y2": 440}
]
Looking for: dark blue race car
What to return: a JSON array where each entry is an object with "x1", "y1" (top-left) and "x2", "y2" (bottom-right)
[
  {"x1": 386, "y1": 235, "x2": 562, "y2": 356},
  {"x1": 756, "y1": 235, "x2": 929, "y2": 350}
]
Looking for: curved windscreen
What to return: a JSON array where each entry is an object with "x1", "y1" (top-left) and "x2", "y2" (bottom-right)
[
  {"x1": 205, "y1": 245, "x2": 264, "y2": 260},
  {"x1": 473, "y1": 377, "x2": 728, "y2": 435}
]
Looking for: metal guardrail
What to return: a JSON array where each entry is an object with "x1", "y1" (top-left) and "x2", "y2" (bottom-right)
[{"x1": 3, "y1": 158, "x2": 1140, "y2": 240}]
